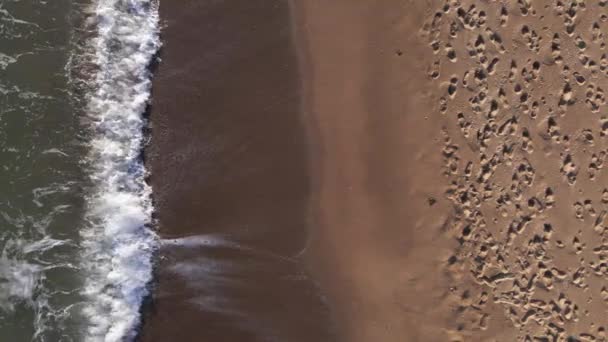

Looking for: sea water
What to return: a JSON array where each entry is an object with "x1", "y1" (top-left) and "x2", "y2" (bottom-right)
[{"x1": 0, "y1": 1, "x2": 159, "y2": 341}]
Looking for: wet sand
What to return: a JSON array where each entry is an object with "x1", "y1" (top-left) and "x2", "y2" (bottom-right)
[
  {"x1": 140, "y1": 1, "x2": 333, "y2": 341},
  {"x1": 143, "y1": 0, "x2": 608, "y2": 341}
]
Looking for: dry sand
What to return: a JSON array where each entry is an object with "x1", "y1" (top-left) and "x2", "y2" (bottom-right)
[
  {"x1": 292, "y1": 1, "x2": 457, "y2": 341},
  {"x1": 142, "y1": 0, "x2": 608, "y2": 341},
  {"x1": 295, "y1": 0, "x2": 608, "y2": 340},
  {"x1": 140, "y1": 1, "x2": 333, "y2": 341},
  {"x1": 416, "y1": 0, "x2": 608, "y2": 340}
]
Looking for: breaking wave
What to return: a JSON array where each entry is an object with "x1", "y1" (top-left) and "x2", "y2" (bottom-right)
[{"x1": 80, "y1": 0, "x2": 160, "y2": 341}]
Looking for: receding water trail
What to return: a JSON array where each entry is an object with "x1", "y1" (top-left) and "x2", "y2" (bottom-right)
[{"x1": 79, "y1": 0, "x2": 160, "y2": 341}]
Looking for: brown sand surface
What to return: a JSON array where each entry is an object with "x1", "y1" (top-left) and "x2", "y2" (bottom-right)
[
  {"x1": 142, "y1": 0, "x2": 608, "y2": 341},
  {"x1": 295, "y1": 0, "x2": 608, "y2": 340},
  {"x1": 139, "y1": 1, "x2": 334, "y2": 341},
  {"x1": 292, "y1": 1, "x2": 458, "y2": 341},
  {"x1": 414, "y1": 0, "x2": 608, "y2": 340}
]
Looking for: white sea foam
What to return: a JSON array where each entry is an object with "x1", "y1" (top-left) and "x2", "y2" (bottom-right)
[
  {"x1": 0, "y1": 253, "x2": 41, "y2": 312},
  {"x1": 81, "y1": 1, "x2": 160, "y2": 341},
  {"x1": 0, "y1": 52, "x2": 17, "y2": 70}
]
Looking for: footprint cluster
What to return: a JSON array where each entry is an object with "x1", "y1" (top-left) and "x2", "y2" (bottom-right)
[{"x1": 422, "y1": 0, "x2": 608, "y2": 340}]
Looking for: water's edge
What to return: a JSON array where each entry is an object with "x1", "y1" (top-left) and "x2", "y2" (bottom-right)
[{"x1": 80, "y1": 1, "x2": 160, "y2": 341}]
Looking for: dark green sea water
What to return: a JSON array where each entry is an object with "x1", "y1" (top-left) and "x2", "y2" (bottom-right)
[
  {"x1": 0, "y1": 1, "x2": 159, "y2": 341},
  {"x1": 0, "y1": 1, "x2": 88, "y2": 340}
]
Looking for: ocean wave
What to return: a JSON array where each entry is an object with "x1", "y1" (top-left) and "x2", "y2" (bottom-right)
[{"x1": 80, "y1": 0, "x2": 160, "y2": 341}]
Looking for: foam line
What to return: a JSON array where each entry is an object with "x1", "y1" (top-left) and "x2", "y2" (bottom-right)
[{"x1": 80, "y1": 1, "x2": 160, "y2": 341}]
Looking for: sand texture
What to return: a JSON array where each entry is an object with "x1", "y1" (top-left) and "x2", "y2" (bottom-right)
[
  {"x1": 419, "y1": 0, "x2": 608, "y2": 340},
  {"x1": 294, "y1": 0, "x2": 608, "y2": 341},
  {"x1": 423, "y1": 1, "x2": 608, "y2": 341}
]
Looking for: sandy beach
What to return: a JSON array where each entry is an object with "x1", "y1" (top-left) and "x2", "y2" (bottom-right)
[{"x1": 142, "y1": 0, "x2": 608, "y2": 341}]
